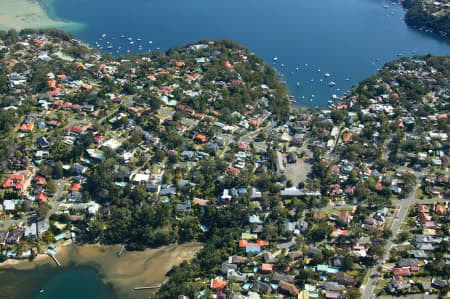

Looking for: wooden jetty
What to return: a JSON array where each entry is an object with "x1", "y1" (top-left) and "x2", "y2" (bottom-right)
[
  {"x1": 117, "y1": 244, "x2": 125, "y2": 257},
  {"x1": 133, "y1": 285, "x2": 161, "y2": 291},
  {"x1": 47, "y1": 252, "x2": 61, "y2": 267}
]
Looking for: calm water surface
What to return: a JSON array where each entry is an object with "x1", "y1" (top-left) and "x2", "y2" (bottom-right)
[
  {"x1": 49, "y1": 0, "x2": 449, "y2": 106},
  {"x1": 34, "y1": 267, "x2": 107, "y2": 299}
]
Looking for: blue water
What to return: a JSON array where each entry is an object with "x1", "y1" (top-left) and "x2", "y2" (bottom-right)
[
  {"x1": 34, "y1": 268, "x2": 107, "y2": 299},
  {"x1": 49, "y1": 0, "x2": 449, "y2": 107}
]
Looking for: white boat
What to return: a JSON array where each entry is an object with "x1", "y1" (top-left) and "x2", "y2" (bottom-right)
[
  {"x1": 317, "y1": 68, "x2": 321, "y2": 72},
  {"x1": 149, "y1": 40, "x2": 153, "y2": 44},
  {"x1": 296, "y1": 82, "x2": 300, "y2": 87},
  {"x1": 101, "y1": 33, "x2": 106, "y2": 38},
  {"x1": 310, "y1": 79, "x2": 314, "y2": 82},
  {"x1": 328, "y1": 81, "x2": 336, "y2": 87},
  {"x1": 107, "y1": 45, "x2": 113, "y2": 49},
  {"x1": 319, "y1": 79, "x2": 323, "y2": 83},
  {"x1": 273, "y1": 56, "x2": 278, "y2": 62},
  {"x1": 120, "y1": 34, "x2": 125, "y2": 38},
  {"x1": 305, "y1": 63, "x2": 308, "y2": 67},
  {"x1": 295, "y1": 67, "x2": 299, "y2": 71},
  {"x1": 40, "y1": 289, "x2": 45, "y2": 294},
  {"x1": 281, "y1": 63, "x2": 285, "y2": 67},
  {"x1": 137, "y1": 38, "x2": 141, "y2": 41},
  {"x1": 345, "y1": 78, "x2": 350, "y2": 81},
  {"x1": 130, "y1": 41, "x2": 134, "y2": 45},
  {"x1": 128, "y1": 37, "x2": 132, "y2": 41},
  {"x1": 328, "y1": 100, "x2": 333, "y2": 104},
  {"x1": 324, "y1": 73, "x2": 330, "y2": 77}
]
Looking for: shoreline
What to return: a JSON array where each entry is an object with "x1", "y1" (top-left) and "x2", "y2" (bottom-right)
[
  {"x1": 0, "y1": 0, "x2": 83, "y2": 31},
  {"x1": 0, "y1": 241, "x2": 203, "y2": 298}
]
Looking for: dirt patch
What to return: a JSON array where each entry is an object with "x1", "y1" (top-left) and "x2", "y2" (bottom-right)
[{"x1": 285, "y1": 158, "x2": 312, "y2": 186}]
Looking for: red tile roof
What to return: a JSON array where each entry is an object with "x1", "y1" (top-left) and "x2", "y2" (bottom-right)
[{"x1": 211, "y1": 278, "x2": 228, "y2": 289}]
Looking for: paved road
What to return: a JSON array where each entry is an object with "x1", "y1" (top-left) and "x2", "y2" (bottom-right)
[
  {"x1": 360, "y1": 184, "x2": 448, "y2": 299},
  {"x1": 48, "y1": 179, "x2": 67, "y2": 216}
]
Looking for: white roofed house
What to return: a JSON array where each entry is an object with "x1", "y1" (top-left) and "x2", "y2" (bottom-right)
[
  {"x1": 132, "y1": 173, "x2": 150, "y2": 185},
  {"x1": 221, "y1": 189, "x2": 232, "y2": 200}
]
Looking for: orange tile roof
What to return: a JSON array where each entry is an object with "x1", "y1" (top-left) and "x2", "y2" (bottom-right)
[
  {"x1": 72, "y1": 183, "x2": 82, "y2": 191},
  {"x1": 20, "y1": 122, "x2": 34, "y2": 132},
  {"x1": 34, "y1": 176, "x2": 46, "y2": 185},
  {"x1": 435, "y1": 205, "x2": 447, "y2": 214},
  {"x1": 261, "y1": 263, "x2": 273, "y2": 272},
  {"x1": 343, "y1": 132, "x2": 353, "y2": 142},
  {"x1": 37, "y1": 192, "x2": 47, "y2": 202},
  {"x1": 211, "y1": 279, "x2": 228, "y2": 289},
  {"x1": 48, "y1": 80, "x2": 56, "y2": 88},
  {"x1": 225, "y1": 61, "x2": 234, "y2": 69},
  {"x1": 239, "y1": 240, "x2": 269, "y2": 247},
  {"x1": 195, "y1": 134, "x2": 208, "y2": 143}
]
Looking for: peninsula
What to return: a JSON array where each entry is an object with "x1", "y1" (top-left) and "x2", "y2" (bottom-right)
[{"x1": 0, "y1": 29, "x2": 448, "y2": 299}]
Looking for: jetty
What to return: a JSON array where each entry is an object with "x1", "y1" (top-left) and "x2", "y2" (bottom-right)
[
  {"x1": 47, "y1": 252, "x2": 61, "y2": 267},
  {"x1": 117, "y1": 244, "x2": 126, "y2": 257},
  {"x1": 133, "y1": 285, "x2": 161, "y2": 291}
]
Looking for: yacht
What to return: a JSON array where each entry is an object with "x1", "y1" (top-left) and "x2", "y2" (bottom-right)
[
  {"x1": 101, "y1": 33, "x2": 106, "y2": 38},
  {"x1": 328, "y1": 81, "x2": 336, "y2": 87},
  {"x1": 130, "y1": 41, "x2": 134, "y2": 45},
  {"x1": 346, "y1": 78, "x2": 350, "y2": 81},
  {"x1": 149, "y1": 40, "x2": 153, "y2": 44},
  {"x1": 128, "y1": 37, "x2": 132, "y2": 41},
  {"x1": 295, "y1": 67, "x2": 299, "y2": 71},
  {"x1": 296, "y1": 82, "x2": 300, "y2": 87},
  {"x1": 273, "y1": 56, "x2": 278, "y2": 62},
  {"x1": 324, "y1": 73, "x2": 330, "y2": 78},
  {"x1": 120, "y1": 34, "x2": 125, "y2": 38}
]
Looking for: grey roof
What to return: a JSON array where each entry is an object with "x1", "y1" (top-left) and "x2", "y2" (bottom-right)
[
  {"x1": 397, "y1": 258, "x2": 419, "y2": 268},
  {"x1": 272, "y1": 273, "x2": 295, "y2": 283},
  {"x1": 278, "y1": 240, "x2": 297, "y2": 250},
  {"x1": 176, "y1": 201, "x2": 191, "y2": 213},
  {"x1": 251, "y1": 280, "x2": 271, "y2": 292},
  {"x1": 221, "y1": 263, "x2": 237, "y2": 274},
  {"x1": 160, "y1": 187, "x2": 177, "y2": 196}
]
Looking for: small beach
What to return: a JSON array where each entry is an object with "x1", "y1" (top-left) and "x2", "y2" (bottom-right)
[
  {"x1": 0, "y1": 242, "x2": 203, "y2": 298},
  {"x1": 0, "y1": 0, "x2": 81, "y2": 31}
]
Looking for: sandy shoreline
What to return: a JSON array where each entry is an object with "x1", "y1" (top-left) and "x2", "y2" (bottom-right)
[
  {"x1": 0, "y1": 242, "x2": 203, "y2": 298},
  {"x1": 0, "y1": 0, "x2": 81, "y2": 31}
]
